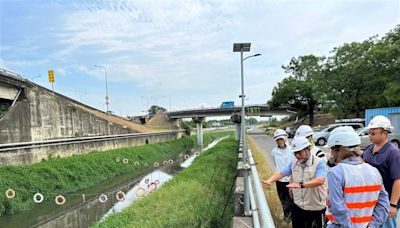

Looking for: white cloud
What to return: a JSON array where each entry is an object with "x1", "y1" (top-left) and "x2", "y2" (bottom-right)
[{"x1": 1, "y1": 0, "x2": 398, "y2": 115}]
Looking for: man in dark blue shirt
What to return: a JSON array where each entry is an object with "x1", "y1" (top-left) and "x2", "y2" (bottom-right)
[{"x1": 362, "y1": 115, "x2": 400, "y2": 228}]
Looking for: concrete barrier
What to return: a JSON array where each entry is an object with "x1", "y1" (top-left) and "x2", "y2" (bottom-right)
[{"x1": 0, "y1": 130, "x2": 183, "y2": 165}]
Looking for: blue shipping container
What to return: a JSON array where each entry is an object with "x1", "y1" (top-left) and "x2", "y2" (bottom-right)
[{"x1": 365, "y1": 107, "x2": 400, "y2": 133}]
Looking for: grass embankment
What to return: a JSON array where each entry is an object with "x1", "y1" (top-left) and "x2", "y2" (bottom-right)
[
  {"x1": 94, "y1": 136, "x2": 238, "y2": 228},
  {"x1": 247, "y1": 137, "x2": 290, "y2": 228},
  {"x1": 0, "y1": 131, "x2": 231, "y2": 216}
]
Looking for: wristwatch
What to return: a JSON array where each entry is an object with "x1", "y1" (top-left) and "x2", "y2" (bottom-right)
[
  {"x1": 300, "y1": 182, "x2": 305, "y2": 188},
  {"x1": 390, "y1": 203, "x2": 397, "y2": 208}
]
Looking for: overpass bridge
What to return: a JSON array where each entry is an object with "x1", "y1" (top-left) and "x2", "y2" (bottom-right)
[
  {"x1": 166, "y1": 105, "x2": 291, "y2": 119},
  {"x1": 163, "y1": 105, "x2": 292, "y2": 148}
]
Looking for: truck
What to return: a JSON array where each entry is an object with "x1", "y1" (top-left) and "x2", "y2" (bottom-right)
[{"x1": 220, "y1": 101, "x2": 234, "y2": 108}]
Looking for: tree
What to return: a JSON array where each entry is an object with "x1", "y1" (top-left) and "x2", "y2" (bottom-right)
[
  {"x1": 322, "y1": 39, "x2": 377, "y2": 118},
  {"x1": 269, "y1": 55, "x2": 324, "y2": 125},
  {"x1": 384, "y1": 83, "x2": 400, "y2": 106},
  {"x1": 268, "y1": 24, "x2": 400, "y2": 120},
  {"x1": 147, "y1": 105, "x2": 166, "y2": 116}
]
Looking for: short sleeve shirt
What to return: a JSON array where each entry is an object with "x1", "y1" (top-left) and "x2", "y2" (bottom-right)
[
  {"x1": 362, "y1": 142, "x2": 400, "y2": 207},
  {"x1": 282, "y1": 157, "x2": 327, "y2": 178}
]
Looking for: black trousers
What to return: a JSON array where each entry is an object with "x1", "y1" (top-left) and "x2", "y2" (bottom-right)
[
  {"x1": 291, "y1": 203, "x2": 325, "y2": 228},
  {"x1": 275, "y1": 181, "x2": 293, "y2": 220}
]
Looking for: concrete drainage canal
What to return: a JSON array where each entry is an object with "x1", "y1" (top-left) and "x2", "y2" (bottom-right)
[{"x1": 0, "y1": 136, "x2": 228, "y2": 228}]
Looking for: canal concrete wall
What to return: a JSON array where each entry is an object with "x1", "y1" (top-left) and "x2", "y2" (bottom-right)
[
  {"x1": 0, "y1": 81, "x2": 152, "y2": 144},
  {"x1": 0, "y1": 131, "x2": 182, "y2": 165}
]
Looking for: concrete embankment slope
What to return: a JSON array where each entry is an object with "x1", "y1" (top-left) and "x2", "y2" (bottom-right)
[{"x1": 0, "y1": 73, "x2": 153, "y2": 144}]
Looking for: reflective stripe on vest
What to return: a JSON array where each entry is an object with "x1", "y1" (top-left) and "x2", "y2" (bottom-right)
[
  {"x1": 326, "y1": 162, "x2": 382, "y2": 227},
  {"x1": 326, "y1": 213, "x2": 373, "y2": 224}
]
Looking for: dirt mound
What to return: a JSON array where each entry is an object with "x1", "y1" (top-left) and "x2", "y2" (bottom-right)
[
  {"x1": 305, "y1": 113, "x2": 336, "y2": 127},
  {"x1": 281, "y1": 113, "x2": 336, "y2": 128},
  {"x1": 145, "y1": 112, "x2": 179, "y2": 130}
]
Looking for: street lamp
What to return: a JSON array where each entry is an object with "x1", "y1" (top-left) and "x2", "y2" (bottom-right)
[
  {"x1": 163, "y1": 96, "x2": 172, "y2": 111},
  {"x1": 233, "y1": 42, "x2": 261, "y2": 215},
  {"x1": 93, "y1": 65, "x2": 109, "y2": 114},
  {"x1": 141, "y1": 96, "x2": 150, "y2": 116}
]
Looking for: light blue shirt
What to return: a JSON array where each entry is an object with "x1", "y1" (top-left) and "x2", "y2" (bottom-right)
[
  {"x1": 272, "y1": 145, "x2": 294, "y2": 182},
  {"x1": 327, "y1": 157, "x2": 389, "y2": 228},
  {"x1": 281, "y1": 156, "x2": 328, "y2": 178}
]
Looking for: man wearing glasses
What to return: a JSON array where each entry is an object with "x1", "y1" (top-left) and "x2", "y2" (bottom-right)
[{"x1": 362, "y1": 115, "x2": 400, "y2": 228}]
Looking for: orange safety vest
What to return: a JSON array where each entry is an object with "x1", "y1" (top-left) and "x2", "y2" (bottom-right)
[{"x1": 326, "y1": 162, "x2": 382, "y2": 227}]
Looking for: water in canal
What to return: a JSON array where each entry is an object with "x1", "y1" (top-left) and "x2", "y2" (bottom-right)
[{"x1": 0, "y1": 136, "x2": 227, "y2": 228}]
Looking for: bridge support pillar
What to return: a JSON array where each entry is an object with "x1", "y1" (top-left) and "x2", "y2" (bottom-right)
[
  {"x1": 192, "y1": 117, "x2": 205, "y2": 147},
  {"x1": 235, "y1": 123, "x2": 240, "y2": 141},
  {"x1": 231, "y1": 115, "x2": 241, "y2": 141}
]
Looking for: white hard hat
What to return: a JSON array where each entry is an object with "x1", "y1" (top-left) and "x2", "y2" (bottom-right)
[
  {"x1": 274, "y1": 129, "x2": 288, "y2": 141},
  {"x1": 367, "y1": 115, "x2": 393, "y2": 131},
  {"x1": 291, "y1": 136, "x2": 311, "y2": 153},
  {"x1": 327, "y1": 126, "x2": 361, "y2": 148},
  {"x1": 295, "y1": 125, "x2": 313, "y2": 138}
]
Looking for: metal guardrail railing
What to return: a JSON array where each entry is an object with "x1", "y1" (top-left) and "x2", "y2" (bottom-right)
[
  {"x1": 166, "y1": 104, "x2": 270, "y2": 114},
  {"x1": 248, "y1": 148, "x2": 275, "y2": 228},
  {"x1": 0, "y1": 130, "x2": 184, "y2": 152},
  {"x1": 239, "y1": 141, "x2": 275, "y2": 228}
]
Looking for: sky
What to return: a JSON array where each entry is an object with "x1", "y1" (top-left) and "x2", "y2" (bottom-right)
[{"x1": 0, "y1": 0, "x2": 399, "y2": 117}]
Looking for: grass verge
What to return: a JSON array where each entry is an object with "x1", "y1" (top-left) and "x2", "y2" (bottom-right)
[
  {"x1": 94, "y1": 136, "x2": 238, "y2": 228},
  {"x1": 247, "y1": 136, "x2": 290, "y2": 228},
  {"x1": 0, "y1": 131, "x2": 231, "y2": 216}
]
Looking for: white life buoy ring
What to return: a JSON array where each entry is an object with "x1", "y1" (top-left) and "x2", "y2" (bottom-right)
[
  {"x1": 115, "y1": 157, "x2": 120, "y2": 163},
  {"x1": 154, "y1": 162, "x2": 159, "y2": 167},
  {"x1": 33, "y1": 193, "x2": 44, "y2": 203},
  {"x1": 123, "y1": 158, "x2": 129, "y2": 164},
  {"x1": 115, "y1": 191, "x2": 126, "y2": 201},
  {"x1": 163, "y1": 160, "x2": 168, "y2": 166},
  {"x1": 99, "y1": 194, "x2": 108, "y2": 203},
  {"x1": 184, "y1": 155, "x2": 190, "y2": 160},
  {"x1": 55, "y1": 195, "x2": 66, "y2": 205},
  {"x1": 5, "y1": 188, "x2": 15, "y2": 199},
  {"x1": 143, "y1": 163, "x2": 149, "y2": 168},
  {"x1": 168, "y1": 159, "x2": 173, "y2": 164}
]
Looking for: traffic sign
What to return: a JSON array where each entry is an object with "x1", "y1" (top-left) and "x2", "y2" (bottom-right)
[{"x1": 48, "y1": 70, "x2": 55, "y2": 83}]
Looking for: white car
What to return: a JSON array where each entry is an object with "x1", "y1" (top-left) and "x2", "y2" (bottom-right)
[
  {"x1": 356, "y1": 127, "x2": 400, "y2": 149},
  {"x1": 313, "y1": 123, "x2": 364, "y2": 146}
]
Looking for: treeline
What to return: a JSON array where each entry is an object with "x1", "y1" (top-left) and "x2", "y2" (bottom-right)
[{"x1": 268, "y1": 25, "x2": 400, "y2": 124}]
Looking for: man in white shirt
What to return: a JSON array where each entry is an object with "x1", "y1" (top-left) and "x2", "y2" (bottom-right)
[{"x1": 271, "y1": 129, "x2": 295, "y2": 222}]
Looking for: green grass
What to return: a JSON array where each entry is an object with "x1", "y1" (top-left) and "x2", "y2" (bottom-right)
[
  {"x1": 94, "y1": 136, "x2": 238, "y2": 228},
  {"x1": 0, "y1": 131, "x2": 231, "y2": 216}
]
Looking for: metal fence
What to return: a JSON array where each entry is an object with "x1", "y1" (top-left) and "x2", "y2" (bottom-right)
[{"x1": 239, "y1": 142, "x2": 275, "y2": 228}]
